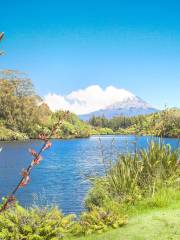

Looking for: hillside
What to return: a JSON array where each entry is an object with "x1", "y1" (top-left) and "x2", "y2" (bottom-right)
[{"x1": 0, "y1": 71, "x2": 91, "y2": 140}]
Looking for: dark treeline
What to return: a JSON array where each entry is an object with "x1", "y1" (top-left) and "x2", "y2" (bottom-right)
[
  {"x1": 89, "y1": 109, "x2": 180, "y2": 138},
  {"x1": 89, "y1": 115, "x2": 145, "y2": 130}
]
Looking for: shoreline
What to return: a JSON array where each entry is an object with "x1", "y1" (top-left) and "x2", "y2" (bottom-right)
[{"x1": 0, "y1": 133, "x2": 179, "y2": 142}]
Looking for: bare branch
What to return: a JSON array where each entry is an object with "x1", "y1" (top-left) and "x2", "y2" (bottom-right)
[{"x1": 0, "y1": 32, "x2": 4, "y2": 42}]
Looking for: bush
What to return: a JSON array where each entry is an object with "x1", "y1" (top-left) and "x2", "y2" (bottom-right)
[
  {"x1": 0, "y1": 203, "x2": 127, "y2": 239},
  {"x1": 0, "y1": 205, "x2": 76, "y2": 240},
  {"x1": 86, "y1": 142, "x2": 180, "y2": 207},
  {"x1": 0, "y1": 127, "x2": 28, "y2": 141},
  {"x1": 92, "y1": 127, "x2": 114, "y2": 135},
  {"x1": 72, "y1": 206, "x2": 127, "y2": 236}
]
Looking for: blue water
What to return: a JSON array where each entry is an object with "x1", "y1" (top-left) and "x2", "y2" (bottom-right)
[{"x1": 0, "y1": 135, "x2": 179, "y2": 214}]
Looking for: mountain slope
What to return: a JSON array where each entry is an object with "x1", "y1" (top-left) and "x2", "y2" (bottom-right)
[{"x1": 79, "y1": 96, "x2": 158, "y2": 120}]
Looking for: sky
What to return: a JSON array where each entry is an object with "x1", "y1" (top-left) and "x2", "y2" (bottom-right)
[{"x1": 0, "y1": 0, "x2": 180, "y2": 113}]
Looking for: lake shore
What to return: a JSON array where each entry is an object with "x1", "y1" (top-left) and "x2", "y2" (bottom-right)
[{"x1": 0, "y1": 131, "x2": 179, "y2": 142}]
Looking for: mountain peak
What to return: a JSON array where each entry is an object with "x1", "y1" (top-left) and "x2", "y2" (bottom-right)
[
  {"x1": 79, "y1": 95, "x2": 158, "y2": 120},
  {"x1": 107, "y1": 96, "x2": 151, "y2": 110}
]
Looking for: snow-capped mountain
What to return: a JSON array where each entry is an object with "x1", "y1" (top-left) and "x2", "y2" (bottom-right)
[
  {"x1": 45, "y1": 85, "x2": 159, "y2": 119},
  {"x1": 79, "y1": 96, "x2": 158, "y2": 121}
]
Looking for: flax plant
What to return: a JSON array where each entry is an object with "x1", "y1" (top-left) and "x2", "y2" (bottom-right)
[
  {"x1": 86, "y1": 141, "x2": 180, "y2": 209},
  {"x1": 106, "y1": 141, "x2": 180, "y2": 203}
]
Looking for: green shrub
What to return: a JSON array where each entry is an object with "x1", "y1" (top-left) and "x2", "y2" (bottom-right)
[
  {"x1": 0, "y1": 203, "x2": 127, "y2": 239},
  {"x1": 0, "y1": 127, "x2": 28, "y2": 140},
  {"x1": 96, "y1": 128, "x2": 114, "y2": 135},
  {"x1": 86, "y1": 142, "x2": 180, "y2": 207},
  {"x1": 0, "y1": 205, "x2": 76, "y2": 240},
  {"x1": 72, "y1": 206, "x2": 127, "y2": 236}
]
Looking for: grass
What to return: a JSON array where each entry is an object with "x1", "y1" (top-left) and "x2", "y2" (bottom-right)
[
  {"x1": 66, "y1": 197, "x2": 180, "y2": 240},
  {"x1": 69, "y1": 209, "x2": 180, "y2": 240}
]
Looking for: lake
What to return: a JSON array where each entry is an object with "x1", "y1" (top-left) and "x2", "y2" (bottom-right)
[{"x1": 0, "y1": 135, "x2": 179, "y2": 215}]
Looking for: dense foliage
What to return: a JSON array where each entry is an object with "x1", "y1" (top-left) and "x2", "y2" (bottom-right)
[
  {"x1": 0, "y1": 205, "x2": 75, "y2": 240},
  {"x1": 89, "y1": 109, "x2": 180, "y2": 138},
  {"x1": 0, "y1": 70, "x2": 51, "y2": 139},
  {"x1": 49, "y1": 111, "x2": 91, "y2": 139},
  {"x1": 0, "y1": 70, "x2": 91, "y2": 140},
  {"x1": 0, "y1": 126, "x2": 28, "y2": 141},
  {"x1": 0, "y1": 203, "x2": 126, "y2": 239}
]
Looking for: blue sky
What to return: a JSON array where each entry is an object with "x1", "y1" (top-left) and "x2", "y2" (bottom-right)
[{"x1": 0, "y1": 0, "x2": 180, "y2": 110}]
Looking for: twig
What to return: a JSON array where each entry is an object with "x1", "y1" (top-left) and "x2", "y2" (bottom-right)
[{"x1": 0, "y1": 113, "x2": 67, "y2": 213}]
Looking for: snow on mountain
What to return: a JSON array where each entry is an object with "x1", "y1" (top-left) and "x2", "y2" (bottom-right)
[
  {"x1": 44, "y1": 85, "x2": 158, "y2": 119},
  {"x1": 79, "y1": 96, "x2": 158, "y2": 120}
]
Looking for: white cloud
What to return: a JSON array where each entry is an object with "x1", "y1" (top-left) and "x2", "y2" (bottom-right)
[{"x1": 44, "y1": 85, "x2": 135, "y2": 115}]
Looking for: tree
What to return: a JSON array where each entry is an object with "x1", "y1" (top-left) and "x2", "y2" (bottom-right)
[
  {"x1": 0, "y1": 70, "x2": 51, "y2": 136},
  {"x1": 0, "y1": 32, "x2": 4, "y2": 55}
]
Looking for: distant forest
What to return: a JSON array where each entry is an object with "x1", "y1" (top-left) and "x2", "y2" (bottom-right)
[{"x1": 89, "y1": 108, "x2": 180, "y2": 138}]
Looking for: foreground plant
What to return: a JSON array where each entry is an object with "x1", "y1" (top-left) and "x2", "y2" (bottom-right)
[
  {"x1": 86, "y1": 141, "x2": 180, "y2": 208},
  {"x1": 0, "y1": 205, "x2": 76, "y2": 240},
  {"x1": 71, "y1": 202, "x2": 127, "y2": 236},
  {"x1": 0, "y1": 202, "x2": 127, "y2": 240}
]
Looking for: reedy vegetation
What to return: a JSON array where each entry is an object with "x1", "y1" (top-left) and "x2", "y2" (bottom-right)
[{"x1": 86, "y1": 142, "x2": 180, "y2": 209}]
